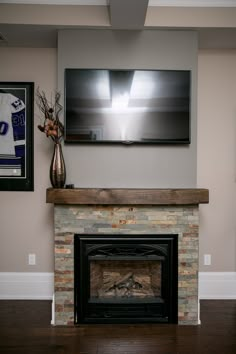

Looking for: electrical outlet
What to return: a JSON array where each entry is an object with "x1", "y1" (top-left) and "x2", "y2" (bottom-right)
[
  {"x1": 204, "y1": 254, "x2": 211, "y2": 266},
  {"x1": 28, "y1": 253, "x2": 36, "y2": 265}
]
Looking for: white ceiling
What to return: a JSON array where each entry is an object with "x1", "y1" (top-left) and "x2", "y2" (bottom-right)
[
  {"x1": 1, "y1": 0, "x2": 236, "y2": 5},
  {"x1": 1, "y1": 0, "x2": 236, "y2": 48}
]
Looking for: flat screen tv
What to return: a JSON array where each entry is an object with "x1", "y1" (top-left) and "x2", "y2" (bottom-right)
[{"x1": 64, "y1": 68, "x2": 191, "y2": 144}]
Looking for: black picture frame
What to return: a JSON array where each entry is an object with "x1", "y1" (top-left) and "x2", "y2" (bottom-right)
[{"x1": 0, "y1": 82, "x2": 34, "y2": 191}]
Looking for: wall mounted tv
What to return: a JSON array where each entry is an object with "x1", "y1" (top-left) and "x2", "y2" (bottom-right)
[{"x1": 64, "y1": 68, "x2": 191, "y2": 144}]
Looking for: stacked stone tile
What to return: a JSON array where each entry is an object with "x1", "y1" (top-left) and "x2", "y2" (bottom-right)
[{"x1": 54, "y1": 205, "x2": 199, "y2": 325}]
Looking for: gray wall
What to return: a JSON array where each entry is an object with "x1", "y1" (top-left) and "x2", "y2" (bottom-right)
[
  {"x1": 0, "y1": 48, "x2": 56, "y2": 272},
  {"x1": 58, "y1": 29, "x2": 198, "y2": 188}
]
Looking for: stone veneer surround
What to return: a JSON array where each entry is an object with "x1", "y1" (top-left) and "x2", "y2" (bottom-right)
[{"x1": 54, "y1": 204, "x2": 200, "y2": 325}]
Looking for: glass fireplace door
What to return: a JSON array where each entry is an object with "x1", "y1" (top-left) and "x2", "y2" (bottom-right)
[{"x1": 90, "y1": 259, "x2": 163, "y2": 302}]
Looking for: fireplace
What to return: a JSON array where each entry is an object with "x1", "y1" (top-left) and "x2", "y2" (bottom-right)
[
  {"x1": 47, "y1": 187, "x2": 209, "y2": 325},
  {"x1": 74, "y1": 235, "x2": 178, "y2": 324}
]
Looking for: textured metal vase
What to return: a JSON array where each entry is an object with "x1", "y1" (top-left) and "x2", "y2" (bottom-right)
[{"x1": 50, "y1": 142, "x2": 66, "y2": 188}]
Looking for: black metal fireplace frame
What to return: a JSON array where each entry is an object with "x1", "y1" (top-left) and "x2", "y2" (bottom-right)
[{"x1": 74, "y1": 234, "x2": 178, "y2": 324}]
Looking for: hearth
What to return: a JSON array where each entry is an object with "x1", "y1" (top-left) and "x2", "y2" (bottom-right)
[{"x1": 74, "y1": 234, "x2": 178, "y2": 324}]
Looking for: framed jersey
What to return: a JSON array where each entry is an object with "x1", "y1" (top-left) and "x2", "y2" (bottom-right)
[{"x1": 0, "y1": 82, "x2": 34, "y2": 191}]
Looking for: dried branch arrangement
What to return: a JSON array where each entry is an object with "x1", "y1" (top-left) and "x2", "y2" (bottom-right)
[{"x1": 36, "y1": 87, "x2": 64, "y2": 143}]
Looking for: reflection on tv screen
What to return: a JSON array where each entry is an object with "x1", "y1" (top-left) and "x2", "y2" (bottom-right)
[{"x1": 65, "y1": 69, "x2": 190, "y2": 144}]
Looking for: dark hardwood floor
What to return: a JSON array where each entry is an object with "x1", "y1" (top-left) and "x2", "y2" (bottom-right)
[{"x1": 0, "y1": 300, "x2": 236, "y2": 354}]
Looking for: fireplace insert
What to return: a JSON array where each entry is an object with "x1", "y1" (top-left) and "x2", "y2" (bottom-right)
[{"x1": 74, "y1": 234, "x2": 178, "y2": 324}]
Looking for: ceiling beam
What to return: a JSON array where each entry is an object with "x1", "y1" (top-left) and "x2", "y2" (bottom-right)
[{"x1": 109, "y1": 0, "x2": 149, "y2": 29}]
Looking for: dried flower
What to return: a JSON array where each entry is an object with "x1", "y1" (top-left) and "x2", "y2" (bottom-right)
[{"x1": 36, "y1": 87, "x2": 64, "y2": 143}]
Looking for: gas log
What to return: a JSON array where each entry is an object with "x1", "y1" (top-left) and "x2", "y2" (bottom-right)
[{"x1": 98, "y1": 272, "x2": 154, "y2": 298}]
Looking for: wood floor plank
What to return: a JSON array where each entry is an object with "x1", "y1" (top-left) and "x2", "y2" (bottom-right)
[{"x1": 0, "y1": 300, "x2": 236, "y2": 354}]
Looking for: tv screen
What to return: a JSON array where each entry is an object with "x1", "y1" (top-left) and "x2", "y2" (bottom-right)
[{"x1": 64, "y1": 69, "x2": 191, "y2": 144}]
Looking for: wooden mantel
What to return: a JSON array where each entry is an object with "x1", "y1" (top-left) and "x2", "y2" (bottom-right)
[{"x1": 46, "y1": 188, "x2": 209, "y2": 205}]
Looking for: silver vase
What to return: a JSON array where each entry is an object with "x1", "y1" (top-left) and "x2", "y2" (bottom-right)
[{"x1": 50, "y1": 142, "x2": 66, "y2": 188}]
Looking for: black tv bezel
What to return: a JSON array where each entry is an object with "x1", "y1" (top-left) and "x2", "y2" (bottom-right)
[{"x1": 64, "y1": 68, "x2": 191, "y2": 145}]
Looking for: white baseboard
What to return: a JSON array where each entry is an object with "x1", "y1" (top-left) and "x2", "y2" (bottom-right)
[
  {"x1": 0, "y1": 272, "x2": 54, "y2": 300},
  {"x1": 199, "y1": 272, "x2": 236, "y2": 299},
  {"x1": 0, "y1": 272, "x2": 236, "y2": 300}
]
